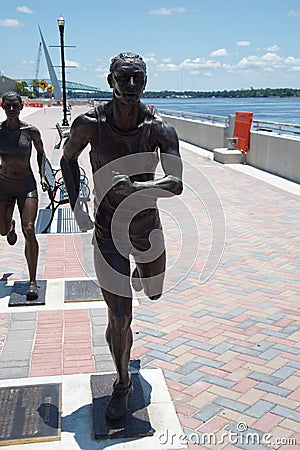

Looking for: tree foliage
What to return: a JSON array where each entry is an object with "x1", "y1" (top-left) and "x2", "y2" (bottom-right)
[
  {"x1": 12, "y1": 81, "x2": 34, "y2": 98},
  {"x1": 142, "y1": 87, "x2": 300, "y2": 98}
]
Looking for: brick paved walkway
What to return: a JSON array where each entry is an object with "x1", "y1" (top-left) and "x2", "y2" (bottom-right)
[{"x1": 0, "y1": 105, "x2": 299, "y2": 449}]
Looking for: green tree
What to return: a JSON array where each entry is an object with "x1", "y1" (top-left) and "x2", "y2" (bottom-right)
[{"x1": 13, "y1": 81, "x2": 33, "y2": 98}]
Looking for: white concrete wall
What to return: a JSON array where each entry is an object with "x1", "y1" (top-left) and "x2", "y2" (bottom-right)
[
  {"x1": 161, "y1": 113, "x2": 300, "y2": 184},
  {"x1": 246, "y1": 131, "x2": 300, "y2": 184},
  {"x1": 161, "y1": 114, "x2": 227, "y2": 150}
]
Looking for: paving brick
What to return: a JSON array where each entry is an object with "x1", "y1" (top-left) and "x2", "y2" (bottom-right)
[
  {"x1": 221, "y1": 358, "x2": 246, "y2": 373},
  {"x1": 225, "y1": 368, "x2": 252, "y2": 382},
  {"x1": 176, "y1": 361, "x2": 202, "y2": 375},
  {"x1": 0, "y1": 367, "x2": 29, "y2": 379},
  {"x1": 272, "y1": 366, "x2": 299, "y2": 379},
  {"x1": 197, "y1": 415, "x2": 230, "y2": 435},
  {"x1": 211, "y1": 342, "x2": 234, "y2": 354},
  {"x1": 166, "y1": 337, "x2": 189, "y2": 348},
  {"x1": 160, "y1": 368, "x2": 183, "y2": 382},
  {"x1": 145, "y1": 342, "x2": 171, "y2": 354},
  {"x1": 258, "y1": 348, "x2": 284, "y2": 360},
  {"x1": 193, "y1": 356, "x2": 223, "y2": 369},
  {"x1": 280, "y1": 417, "x2": 300, "y2": 433},
  {"x1": 168, "y1": 344, "x2": 192, "y2": 358},
  {"x1": 256, "y1": 382, "x2": 292, "y2": 397},
  {"x1": 183, "y1": 380, "x2": 211, "y2": 397},
  {"x1": 232, "y1": 346, "x2": 260, "y2": 357},
  {"x1": 146, "y1": 349, "x2": 175, "y2": 362},
  {"x1": 186, "y1": 340, "x2": 213, "y2": 351},
  {"x1": 253, "y1": 412, "x2": 283, "y2": 433},
  {"x1": 221, "y1": 409, "x2": 257, "y2": 428},
  {"x1": 180, "y1": 371, "x2": 206, "y2": 386},
  {"x1": 192, "y1": 403, "x2": 224, "y2": 422},
  {"x1": 9, "y1": 320, "x2": 36, "y2": 330},
  {"x1": 188, "y1": 390, "x2": 217, "y2": 410},
  {"x1": 280, "y1": 375, "x2": 300, "y2": 390},
  {"x1": 213, "y1": 397, "x2": 248, "y2": 413},
  {"x1": 248, "y1": 371, "x2": 283, "y2": 385},
  {"x1": 287, "y1": 360, "x2": 300, "y2": 369},
  {"x1": 244, "y1": 400, "x2": 275, "y2": 419},
  {"x1": 274, "y1": 343, "x2": 300, "y2": 355},
  {"x1": 196, "y1": 371, "x2": 235, "y2": 389}
]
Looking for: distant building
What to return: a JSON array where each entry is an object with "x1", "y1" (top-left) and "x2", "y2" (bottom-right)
[{"x1": 0, "y1": 72, "x2": 21, "y2": 96}]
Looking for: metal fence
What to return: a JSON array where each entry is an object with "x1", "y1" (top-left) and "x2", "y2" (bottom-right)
[
  {"x1": 252, "y1": 119, "x2": 300, "y2": 137},
  {"x1": 156, "y1": 108, "x2": 300, "y2": 139},
  {"x1": 156, "y1": 109, "x2": 229, "y2": 126}
]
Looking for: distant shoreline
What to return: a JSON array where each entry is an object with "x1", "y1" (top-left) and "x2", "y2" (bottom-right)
[
  {"x1": 142, "y1": 87, "x2": 300, "y2": 99},
  {"x1": 88, "y1": 88, "x2": 300, "y2": 100}
]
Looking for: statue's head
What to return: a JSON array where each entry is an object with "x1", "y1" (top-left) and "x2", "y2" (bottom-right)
[
  {"x1": 2, "y1": 91, "x2": 23, "y2": 114},
  {"x1": 108, "y1": 52, "x2": 147, "y2": 104}
]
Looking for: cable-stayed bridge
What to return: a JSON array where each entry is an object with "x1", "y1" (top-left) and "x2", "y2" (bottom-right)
[{"x1": 23, "y1": 78, "x2": 110, "y2": 98}]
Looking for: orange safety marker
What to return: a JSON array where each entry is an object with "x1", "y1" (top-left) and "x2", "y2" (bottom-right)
[{"x1": 232, "y1": 111, "x2": 253, "y2": 153}]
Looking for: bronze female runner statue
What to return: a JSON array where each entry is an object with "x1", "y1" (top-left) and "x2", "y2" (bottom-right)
[
  {"x1": 61, "y1": 53, "x2": 183, "y2": 420},
  {"x1": 0, "y1": 91, "x2": 48, "y2": 300}
]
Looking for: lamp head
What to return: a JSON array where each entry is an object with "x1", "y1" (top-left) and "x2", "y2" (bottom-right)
[{"x1": 57, "y1": 16, "x2": 65, "y2": 31}]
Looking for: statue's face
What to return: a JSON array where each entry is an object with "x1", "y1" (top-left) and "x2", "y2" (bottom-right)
[
  {"x1": 110, "y1": 61, "x2": 147, "y2": 104},
  {"x1": 2, "y1": 96, "x2": 22, "y2": 118}
]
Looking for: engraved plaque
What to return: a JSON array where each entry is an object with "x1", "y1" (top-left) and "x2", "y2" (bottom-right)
[
  {"x1": 9, "y1": 280, "x2": 47, "y2": 307},
  {"x1": 0, "y1": 383, "x2": 61, "y2": 446},
  {"x1": 65, "y1": 280, "x2": 103, "y2": 302},
  {"x1": 91, "y1": 372, "x2": 154, "y2": 440}
]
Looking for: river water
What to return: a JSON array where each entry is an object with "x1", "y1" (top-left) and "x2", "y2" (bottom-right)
[{"x1": 143, "y1": 97, "x2": 300, "y2": 125}]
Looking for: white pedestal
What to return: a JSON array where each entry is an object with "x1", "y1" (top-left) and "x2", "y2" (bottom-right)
[{"x1": 213, "y1": 148, "x2": 244, "y2": 164}]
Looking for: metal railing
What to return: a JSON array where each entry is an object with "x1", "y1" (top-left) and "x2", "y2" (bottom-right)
[
  {"x1": 156, "y1": 108, "x2": 300, "y2": 138},
  {"x1": 156, "y1": 108, "x2": 229, "y2": 126},
  {"x1": 252, "y1": 119, "x2": 300, "y2": 137}
]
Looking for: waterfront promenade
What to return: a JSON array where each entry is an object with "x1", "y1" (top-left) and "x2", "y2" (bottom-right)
[{"x1": 0, "y1": 105, "x2": 299, "y2": 449}]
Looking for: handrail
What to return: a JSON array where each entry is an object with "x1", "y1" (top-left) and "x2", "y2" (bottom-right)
[
  {"x1": 156, "y1": 108, "x2": 229, "y2": 125},
  {"x1": 252, "y1": 119, "x2": 300, "y2": 137},
  {"x1": 157, "y1": 108, "x2": 300, "y2": 138}
]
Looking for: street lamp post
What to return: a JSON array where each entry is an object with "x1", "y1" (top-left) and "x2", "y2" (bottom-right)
[{"x1": 57, "y1": 16, "x2": 69, "y2": 126}]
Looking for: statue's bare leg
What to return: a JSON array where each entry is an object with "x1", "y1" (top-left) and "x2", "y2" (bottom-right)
[
  {"x1": 133, "y1": 249, "x2": 166, "y2": 300},
  {"x1": 18, "y1": 197, "x2": 39, "y2": 299},
  {"x1": 0, "y1": 202, "x2": 17, "y2": 245},
  {"x1": 94, "y1": 247, "x2": 133, "y2": 420}
]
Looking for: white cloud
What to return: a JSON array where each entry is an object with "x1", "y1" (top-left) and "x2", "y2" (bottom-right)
[
  {"x1": 189, "y1": 70, "x2": 200, "y2": 76},
  {"x1": 285, "y1": 56, "x2": 300, "y2": 65},
  {"x1": 66, "y1": 60, "x2": 80, "y2": 68},
  {"x1": 148, "y1": 7, "x2": 186, "y2": 15},
  {"x1": 0, "y1": 19, "x2": 23, "y2": 27},
  {"x1": 21, "y1": 59, "x2": 34, "y2": 65},
  {"x1": 144, "y1": 55, "x2": 157, "y2": 64},
  {"x1": 17, "y1": 6, "x2": 34, "y2": 14},
  {"x1": 237, "y1": 52, "x2": 283, "y2": 69},
  {"x1": 157, "y1": 57, "x2": 222, "y2": 72},
  {"x1": 157, "y1": 63, "x2": 179, "y2": 72},
  {"x1": 288, "y1": 10, "x2": 299, "y2": 17},
  {"x1": 267, "y1": 45, "x2": 280, "y2": 52},
  {"x1": 209, "y1": 48, "x2": 229, "y2": 57},
  {"x1": 95, "y1": 64, "x2": 108, "y2": 79},
  {"x1": 181, "y1": 58, "x2": 221, "y2": 69},
  {"x1": 236, "y1": 41, "x2": 250, "y2": 47},
  {"x1": 173, "y1": 7, "x2": 186, "y2": 13}
]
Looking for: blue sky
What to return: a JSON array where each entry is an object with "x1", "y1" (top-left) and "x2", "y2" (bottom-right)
[{"x1": 1, "y1": 1, "x2": 300, "y2": 92}]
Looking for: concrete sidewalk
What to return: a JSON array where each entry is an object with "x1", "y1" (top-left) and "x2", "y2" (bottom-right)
[{"x1": 0, "y1": 105, "x2": 299, "y2": 449}]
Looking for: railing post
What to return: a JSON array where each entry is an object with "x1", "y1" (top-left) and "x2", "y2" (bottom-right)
[{"x1": 224, "y1": 114, "x2": 235, "y2": 146}]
